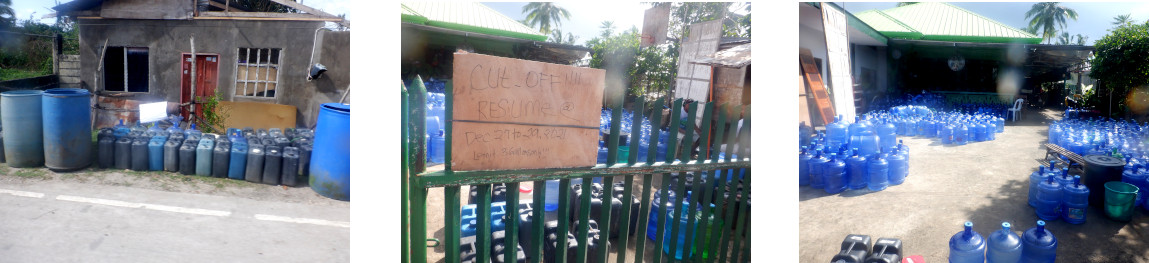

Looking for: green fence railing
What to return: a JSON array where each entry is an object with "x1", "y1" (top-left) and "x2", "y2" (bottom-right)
[{"x1": 403, "y1": 76, "x2": 752, "y2": 263}]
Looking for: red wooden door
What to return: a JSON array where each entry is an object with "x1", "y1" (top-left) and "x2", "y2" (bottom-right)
[{"x1": 180, "y1": 54, "x2": 219, "y2": 120}]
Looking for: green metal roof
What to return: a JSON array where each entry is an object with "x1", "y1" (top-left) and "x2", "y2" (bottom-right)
[
  {"x1": 401, "y1": 2, "x2": 548, "y2": 41},
  {"x1": 857, "y1": 2, "x2": 1041, "y2": 44}
]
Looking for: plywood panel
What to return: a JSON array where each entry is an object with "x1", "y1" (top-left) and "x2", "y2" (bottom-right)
[
  {"x1": 450, "y1": 52, "x2": 606, "y2": 171},
  {"x1": 218, "y1": 101, "x2": 297, "y2": 130}
]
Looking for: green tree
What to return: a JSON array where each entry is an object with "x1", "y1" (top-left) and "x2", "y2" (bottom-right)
[
  {"x1": 229, "y1": 0, "x2": 297, "y2": 13},
  {"x1": 1089, "y1": 21, "x2": 1149, "y2": 117},
  {"x1": 896, "y1": 2, "x2": 919, "y2": 7},
  {"x1": 1024, "y1": 2, "x2": 1078, "y2": 44},
  {"x1": 0, "y1": 0, "x2": 14, "y2": 28},
  {"x1": 1021, "y1": 24, "x2": 1040, "y2": 35},
  {"x1": 521, "y1": 2, "x2": 570, "y2": 35},
  {"x1": 1112, "y1": 14, "x2": 1133, "y2": 27},
  {"x1": 1057, "y1": 32, "x2": 1071, "y2": 45},
  {"x1": 599, "y1": 21, "x2": 615, "y2": 38},
  {"x1": 586, "y1": 26, "x2": 675, "y2": 97},
  {"x1": 1074, "y1": 34, "x2": 1088, "y2": 45},
  {"x1": 548, "y1": 29, "x2": 578, "y2": 45}
]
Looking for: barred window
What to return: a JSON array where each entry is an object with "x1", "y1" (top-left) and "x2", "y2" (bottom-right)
[{"x1": 235, "y1": 48, "x2": 282, "y2": 97}]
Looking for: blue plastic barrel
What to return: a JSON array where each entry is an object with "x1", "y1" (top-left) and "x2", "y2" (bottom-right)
[
  {"x1": 1, "y1": 90, "x2": 45, "y2": 167},
  {"x1": 42, "y1": 88, "x2": 93, "y2": 170},
  {"x1": 311, "y1": 103, "x2": 350, "y2": 201}
]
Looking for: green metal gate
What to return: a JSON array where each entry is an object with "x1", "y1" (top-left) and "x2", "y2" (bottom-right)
[{"x1": 403, "y1": 76, "x2": 752, "y2": 263}]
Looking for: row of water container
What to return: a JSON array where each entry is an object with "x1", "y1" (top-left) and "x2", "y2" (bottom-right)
[
  {"x1": 799, "y1": 143, "x2": 909, "y2": 194},
  {"x1": 1026, "y1": 161, "x2": 1091, "y2": 224},
  {"x1": 948, "y1": 220, "x2": 1057, "y2": 263},
  {"x1": 97, "y1": 123, "x2": 313, "y2": 187},
  {"x1": 1120, "y1": 161, "x2": 1149, "y2": 211},
  {"x1": 862, "y1": 106, "x2": 1005, "y2": 146},
  {"x1": 1047, "y1": 117, "x2": 1149, "y2": 159}
]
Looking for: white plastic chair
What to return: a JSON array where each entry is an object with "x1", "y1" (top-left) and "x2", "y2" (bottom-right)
[{"x1": 1008, "y1": 98, "x2": 1024, "y2": 122}]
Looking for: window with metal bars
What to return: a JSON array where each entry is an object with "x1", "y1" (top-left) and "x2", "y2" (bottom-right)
[
  {"x1": 103, "y1": 47, "x2": 149, "y2": 92},
  {"x1": 234, "y1": 47, "x2": 282, "y2": 98}
]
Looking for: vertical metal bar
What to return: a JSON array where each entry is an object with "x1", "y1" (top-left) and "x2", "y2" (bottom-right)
[
  {"x1": 653, "y1": 98, "x2": 683, "y2": 263},
  {"x1": 254, "y1": 48, "x2": 262, "y2": 96},
  {"x1": 505, "y1": 182, "x2": 520, "y2": 263},
  {"x1": 614, "y1": 96, "x2": 644, "y2": 263},
  {"x1": 530, "y1": 180, "x2": 546, "y2": 263},
  {"x1": 445, "y1": 80, "x2": 453, "y2": 171},
  {"x1": 409, "y1": 76, "x2": 427, "y2": 175},
  {"x1": 633, "y1": 97, "x2": 663, "y2": 263},
  {"x1": 409, "y1": 76, "x2": 429, "y2": 263},
  {"x1": 401, "y1": 84, "x2": 410, "y2": 263},
  {"x1": 702, "y1": 105, "x2": 728, "y2": 263},
  {"x1": 607, "y1": 95, "x2": 623, "y2": 166},
  {"x1": 476, "y1": 184, "x2": 493, "y2": 263},
  {"x1": 668, "y1": 101, "x2": 698, "y2": 261},
  {"x1": 556, "y1": 179, "x2": 572, "y2": 263},
  {"x1": 684, "y1": 102, "x2": 714, "y2": 261},
  {"x1": 575, "y1": 177, "x2": 592, "y2": 263},
  {"x1": 730, "y1": 107, "x2": 752, "y2": 263},
  {"x1": 717, "y1": 105, "x2": 742, "y2": 263},
  {"x1": 594, "y1": 96, "x2": 624, "y2": 263},
  {"x1": 741, "y1": 210, "x2": 751, "y2": 262},
  {"x1": 445, "y1": 186, "x2": 461, "y2": 263},
  {"x1": 411, "y1": 182, "x2": 428, "y2": 263}
]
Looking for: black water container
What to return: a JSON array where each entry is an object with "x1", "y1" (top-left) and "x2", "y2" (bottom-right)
[
  {"x1": 570, "y1": 219, "x2": 607, "y2": 263},
  {"x1": 292, "y1": 137, "x2": 312, "y2": 148},
  {"x1": 243, "y1": 127, "x2": 254, "y2": 136},
  {"x1": 261, "y1": 138, "x2": 274, "y2": 146},
  {"x1": 98, "y1": 137, "x2": 115, "y2": 168},
  {"x1": 1083, "y1": 155, "x2": 1126, "y2": 208},
  {"x1": 543, "y1": 221, "x2": 578, "y2": 263},
  {"x1": 831, "y1": 234, "x2": 872, "y2": 263},
  {"x1": 281, "y1": 147, "x2": 300, "y2": 186},
  {"x1": 262, "y1": 146, "x2": 283, "y2": 185},
  {"x1": 460, "y1": 235, "x2": 478, "y2": 263},
  {"x1": 569, "y1": 183, "x2": 606, "y2": 224},
  {"x1": 0, "y1": 133, "x2": 5, "y2": 163},
  {"x1": 470, "y1": 183, "x2": 508, "y2": 205},
  {"x1": 274, "y1": 136, "x2": 291, "y2": 149},
  {"x1": 299, "y1": 144, "x2": 313, "y2": 178},
  {"x1": 492, "y1": 230, "x2": 527, "y2": 263},
  {"x1": 515, "y1": 204, "x2": 538, "y2": 260},
  {"x1": 130, "y1": 138, "x2": 149, "y2": 171},
  {"x1": 212, "y1": 141, "x2": 231, "y2": 178},
  {"x1": 186, "y1": 134, "x2": 201, "y2": 142},
  {"x1": 610, "y1": 182, "x2": 641, "y2": 238},
  {"x1": 169, "y1": 133, "x2": 185, "y2": 144},
  {"x1": 245, "y1": 144, "x2": 265, "y2": 183},
  {"x1": 163, "y1": 139, "x2": 180, "y2": 172},
  {"x1": 178, "y1": 140, "x2": 197, "y2": 175},
  {"x1": 114, "y1": 137, "x2": 132, "y2": 169},
  {"x1": 865, "y1": 237, "x2": 903, "y2": 263},
  {"x1": 97, "y1": 128, "x2": 114, "y2": 140}
]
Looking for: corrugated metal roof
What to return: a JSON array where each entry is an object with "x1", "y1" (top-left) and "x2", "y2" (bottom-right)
[
  {"x1": 857, "y1": 2, "x2": 1041, "y2": 44},
  {"x1": 401, "y1": 2, "x2": 547, "y2": 41}
]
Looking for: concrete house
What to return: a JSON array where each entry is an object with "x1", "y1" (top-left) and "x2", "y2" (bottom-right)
[{"x1": 51, "y1": 0, "x2": 350, "y2": 129}]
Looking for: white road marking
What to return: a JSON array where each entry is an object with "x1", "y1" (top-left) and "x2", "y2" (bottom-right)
[
  {"x1": 0, "y1": 189, "x2": 46, "y2": 198},
  {"x1": 254, "y1": 214, "x2": 351, "y2": 228},
  {"x1": 56, "y1": 195, "x2": 231, "y2": 217}
]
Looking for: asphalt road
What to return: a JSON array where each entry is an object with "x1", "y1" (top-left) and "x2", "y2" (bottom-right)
[{"x1": 0, "y1": 181, "x2": 349, "y2": 262}]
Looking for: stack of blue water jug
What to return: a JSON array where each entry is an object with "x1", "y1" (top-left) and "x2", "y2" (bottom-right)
[
  {"x1": 949, "y1": 220, "x2": 1057, "y2": 263},
  {"x1": 1047, "y1": 117, "x2": 1149, "y2": 212},
  {"x1": 424, "y1": 92, "x2": 446, "y2": 164},
  {"x1": 865, "y1": 105, "x2": 1004, "y2": 146},
  {"x1": 1027, "y1": 161, "x2": 1091, "y2": 224},
  {"x1": 800, "y1": 115, "x2": 910, "y2": 194}
]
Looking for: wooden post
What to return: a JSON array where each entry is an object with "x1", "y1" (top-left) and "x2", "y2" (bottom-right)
[{"x1": 190, "y1": 35, "x2": 197, "y2": 126}]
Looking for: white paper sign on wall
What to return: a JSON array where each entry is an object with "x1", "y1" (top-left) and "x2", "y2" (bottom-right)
[{"x1": 138, "y1": 102, "x2": 168, "y2": 123}]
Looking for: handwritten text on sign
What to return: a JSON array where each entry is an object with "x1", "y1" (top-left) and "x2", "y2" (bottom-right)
[{"x1": 452, "y1": 53, "x2": 605, "y2": 171}]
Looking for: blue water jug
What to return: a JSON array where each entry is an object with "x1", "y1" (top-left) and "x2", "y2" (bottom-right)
[
  {"x1": 646, "y1": 190, "x2": 676, "y2": 241},
  {"x1": 113, "y1": 119, "x2": 130, "y2": 140},
  {"x1": 986, "y1": 121, "x2": 998, "y2": 141},
  {"x1": 1062, "y1": 176, "x2": 1089, "y2": 224},
  {"x1": 1035, "y1": 176, "x2": 1062, "y2": 221},
  {"x1": 662, "y1": 200, "x2": 697, "y2": 260},
  {"x1": 996, "y1": 117, "x2": 1005, "y2": 133},
  {"x1": 1122, "y1": 164, "x2": 1147, "y2": 207},
  {"x1": 955, "y1": 124, "x2": 969, "y2": 145},
  {"x1": 823, "y1": 154, "x2": 847, "y2": 194},
  {"x1": 429, "y1": 130, "x2": 445, "y2": 164},
  {"x1": 148, "y1": 137, "x2": 165, "y2": 171},
  {"x1": 849, "y1": 134, "x2": 880, "y2": 158},
  {"x1": 809, "y1": 151, "x2": 829, "y2": 189},
  {"x1": 846, "y1": 150, "x2": 868, "y2": 190},
  {"x1": 878, "y1": 122, "x2": 896, "y2": 152},
  {"x1": 544, "y1": 180, "x2": 560, "y2": 212},
  {"x1": 1020, "y1": 220, "x2": 1057, "y2": 263},
  {"x1": 799, "y1": 147, "x2": 812, "y2": 186},
  {"x1": 905, "y1": 119, "x2": 918, "y2": 137},
  {"x1": 867, "y1": 152, "x2": 889, "y2": 192},
  {"x1": 895, "y1": 118, "x2": 907, "y2": 135},
  {"x1": 949, "y1": 221, "x2": 986, "y2": 263},
  {"x1": 827, "y1": 116, "x2": 849, "y2": 151},
  {"x1": 941, "y1": 125, "x2": 954, "y2": 144},
  {"x1": 1028, "y1": 162, "x2": 1052, "y2": 207},
  {"x1": 848, "y1": 116, "x2": 871, "y2": 138},
  {"x1": 987, "y1": 222, "x2": 1022, "y2": 263},
  {"x1": 886, "y1": 151, "x2": 908, "y2": 185}
]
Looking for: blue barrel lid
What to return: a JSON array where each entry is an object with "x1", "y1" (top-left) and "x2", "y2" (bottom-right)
[
  {"x1": 1022, "y1": 220, "x2": 1057, "y2": 248},
  {"x1": 42, "y1": 88, "x2": 90, "y2": 97},
  {"x1": 1, "y1": 89, "x2": 44, "y2": 96},
  {"x1": 321, "y1": 103, "x2": 350, "y2": 115}
]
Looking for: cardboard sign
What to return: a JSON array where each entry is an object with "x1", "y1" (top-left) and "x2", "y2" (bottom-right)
[
  {"x1": 451, "y1": 53, "x2": 605, "y2": 171},
  {"x1": 822, "y1": 3, "x2": 856, "y2": 121},
  {"x1": 138, "y1": 102, "x2": 168, "y2": 123}
]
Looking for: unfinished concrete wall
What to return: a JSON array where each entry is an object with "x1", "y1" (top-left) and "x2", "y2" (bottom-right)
[
  {"x1": 299, "y1": 30, "x2": 350, "y2": 127},
  {"x1": 58, "y1": 55, "x2": 82, "y2": 89},
  {"x1": 76, "y1": 18, "x2": 337, "y2": 127},
  {"x1": 99, "y1": 0, "x2": 194, "y2": 20}
]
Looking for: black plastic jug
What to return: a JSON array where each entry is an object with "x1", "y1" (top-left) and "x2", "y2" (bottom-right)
[
  {"x1": 130, "y1": 138, "x2": 149, "y2": 171},
  {"x1": 163, "y1": 139, "x2": 180, "y2": 172},
  {"x1": 262, "y1": 145, "x2": 282, "y2": 185},
  {"x1": 245, "y1": 144, "x2": 265, "y2": 183},
  {"x1": 98, "y1": 137, "x2": 115, "y2": 168},
  {"x1": 516, "y1": 206, "x2": 539, "y2": 260},
  {"x1": 865, "y1": 237, "x2": 903, "y2": 263},
  {"x1": 114, "y1": 137, "x2": 132, "y2": 169},
  {"x1": 299, "y1": 144, "x2": 313, "y2": 178},
  {"x1": 543, "y1": 221, "x2": 577, "y2": 263},
  {"x1": 460, "y1": 235, "x2": 478, "y2": 263},
  {"x1": 491, "y1": 230, "x2": 527, "y2": 263},
  {"x1": 178, "y1": 140, "x2": 197, "y2": 175},
  {"x1": 610, "y1": 182, "x2": 641, "y2": 237},
  {"x1": 570, "y1": 219, "x2": 608, "y2": 263},
  {"x1": 830, "y1": 234, "x2": 872, "y2": 263},
  {"x1": 212, "y1": 141, "x2": 231, "y2": 178},
  {"x1": 281, "y1": 146, "x2": 300, "y2": 186},
  {"x1": 274, "y1": 137, "x2": 291, "y2": 149}
]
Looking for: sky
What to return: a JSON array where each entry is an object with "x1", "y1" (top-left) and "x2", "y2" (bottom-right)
[
  {"x1": 836, "y1": 2, "x2": 1149, "y2": 46},
  {"x1": 484, "y1": 2, "x2": 749, "y2": 46},
  {"x1": 9, "y1": 0, "x2": 353, "y2": 25}
]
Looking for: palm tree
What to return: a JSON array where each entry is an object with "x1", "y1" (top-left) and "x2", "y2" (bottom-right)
[
  {"x1": 1057, "y1": 32, "x2": 1071, "y2": 45},
  {"x1": 599, "y1": 21, "x2": 616, "y2": 37},
  {"x1": 521, "y1": 2, "x2": 570, "y2": 35},
  {"x1": 1112, "y1": 14, "x2": 1133, "y2": 27},
  {"x1": 1024, "y1": 2, "x2": 1079, "y2": 44},
  {"x1": 549, "y1": 29, "x2": 579, "y2": 45},
  {"x1": 0, "y1": 0, "x2": 16, "y2": 28},
  {"x1": 1022, "y1": 24, "x2": 1040, "y2": 35},
  {"x1": 1073, "y1": 34, "x2": 1088, "y2": 45},
  {"x1": 896, "y1": 2, "x2": 919, "y2": 7}
]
